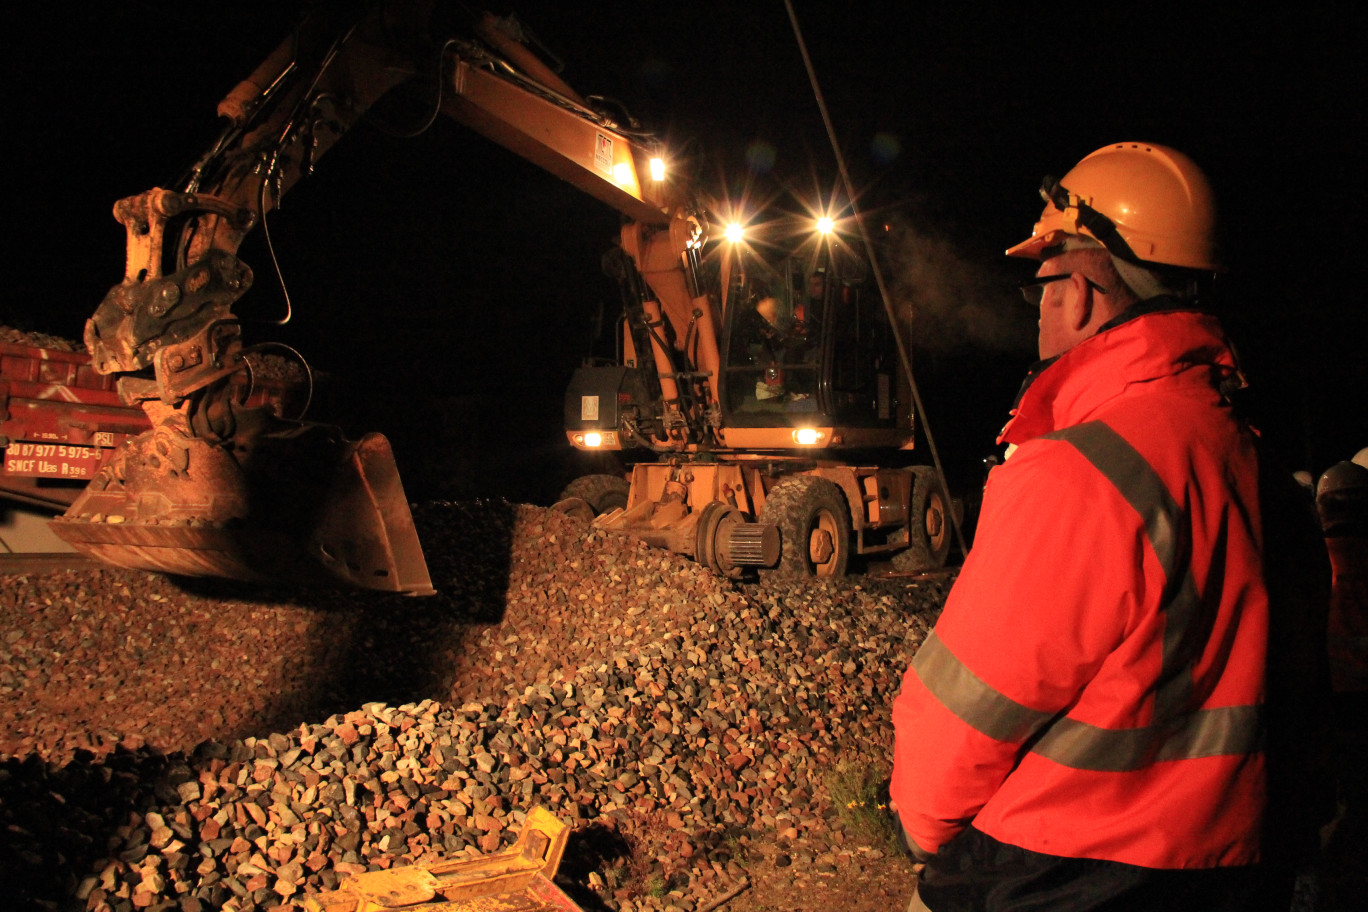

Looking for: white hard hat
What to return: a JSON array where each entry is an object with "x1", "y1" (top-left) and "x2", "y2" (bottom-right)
[
  {"x1": 1317, "y1": 461, "x2": 1368, "y2": 500},
  {"x1": 1317, "y1": 460, "x2": 1368, "y2": 532}
]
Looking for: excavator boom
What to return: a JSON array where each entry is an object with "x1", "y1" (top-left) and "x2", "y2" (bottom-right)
[{"x1": 51, "y1": 1, "x2": 708, "y2": 592}]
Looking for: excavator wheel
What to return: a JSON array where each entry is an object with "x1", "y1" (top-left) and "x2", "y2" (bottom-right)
[
  {"x1": 556, "y1": 473, "x2": 630, "y2": 517},
  {"x1": 758, "y1": 475, "x2": 851, "y2": 578},
  {"x1": 893, "y1": 466, "x2": 952, "y2": 572}
]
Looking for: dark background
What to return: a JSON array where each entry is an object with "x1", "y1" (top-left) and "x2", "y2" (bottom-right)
[{"x1": 6, "y1": 2, "x2": 1365, "y2": 505}]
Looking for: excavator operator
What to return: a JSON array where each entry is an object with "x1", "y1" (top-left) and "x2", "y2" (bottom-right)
[
  {"x1": 888, "y1": 142, "x2": 1333, "y2": 911},
  {"x1": 750, "y1": 295, "x2": 787, "y2": 402},
  {"x1": 796, "y1": 267, "x2": 826, "y2": 335}
]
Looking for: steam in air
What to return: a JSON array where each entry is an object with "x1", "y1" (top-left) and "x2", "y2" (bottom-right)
[{"x1": 882, "y1": 215, "x2": 1035, "y2": 359}]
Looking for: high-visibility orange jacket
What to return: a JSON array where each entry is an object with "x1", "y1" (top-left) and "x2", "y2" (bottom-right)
[{"x1": 891, "y1": 307, "x2": 1268, "y2": 869}]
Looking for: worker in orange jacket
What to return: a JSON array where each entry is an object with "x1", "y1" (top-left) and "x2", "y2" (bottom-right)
[{"x1": 890, "y1": 143, "x2": 1331, "y2": 911}]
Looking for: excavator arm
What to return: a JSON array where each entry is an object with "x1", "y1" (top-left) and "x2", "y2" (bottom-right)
[{"x1": 50, "y1": 1, "x2": 720, "y2": 592}]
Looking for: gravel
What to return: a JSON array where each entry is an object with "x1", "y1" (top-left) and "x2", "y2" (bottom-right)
[
  {"x1": 0, "y1": 499, "x2": 947, "y2": 912},
  {"x1": 1, "y1": 325, "x2": 84, "y2": 351}
]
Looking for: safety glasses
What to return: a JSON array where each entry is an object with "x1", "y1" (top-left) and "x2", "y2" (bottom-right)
[{"x1": 1018, "y1": 273, "x2": 1108, "y2": 306}]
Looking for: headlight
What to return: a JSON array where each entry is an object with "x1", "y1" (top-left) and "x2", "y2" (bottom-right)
[
  {"x1": 792, "y1": 428, "x2": 826, "y2": 446},
  {"x1": 571, "y1": 431, "x2": 619, "y2": 449}
]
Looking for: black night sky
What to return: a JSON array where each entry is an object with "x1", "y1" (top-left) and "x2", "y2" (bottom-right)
[{"x1": 7, "y1": 2, "x2": 1366, "y2": 505}]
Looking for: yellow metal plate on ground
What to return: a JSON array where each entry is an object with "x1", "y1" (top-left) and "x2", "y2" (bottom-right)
[{"x1": 305, "y1": 807, "x2": 581, "y2": 912}]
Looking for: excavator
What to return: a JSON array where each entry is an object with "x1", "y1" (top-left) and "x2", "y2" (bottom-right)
[
  {"x1": 559, "y1": 217, "x2": 951, "y2": 579},
  {"x1": 43, "y1": 0, "x2": 951, "y2": 592}
]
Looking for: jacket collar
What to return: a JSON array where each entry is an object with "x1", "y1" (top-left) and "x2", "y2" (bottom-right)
[{"x1": 1000, "y1": 301, "x2": 1241, "y2": 445}]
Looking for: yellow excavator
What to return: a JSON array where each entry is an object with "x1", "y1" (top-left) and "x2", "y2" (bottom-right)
[
  {"x1": 49, "y1": 0, "x2": 951, "y2": 591},
  {"x1": 560, "y1": 222, "x2": 951, "y2": 579}
]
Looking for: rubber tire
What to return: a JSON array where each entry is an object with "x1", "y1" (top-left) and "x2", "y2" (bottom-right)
[
  {"x1": 550, "y1": 497, "x2": 595, "y2": 523},
  {"x1": 893, "y1": 467, "x2": 951, "y2": 571},
  {"x1": 758, "y1": 476, "x2": 851, "y2": 578},
  {"x1": 557, "y1": 473, "x2": 630, "y2": 516}
]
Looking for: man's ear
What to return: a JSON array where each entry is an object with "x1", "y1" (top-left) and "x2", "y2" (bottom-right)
[{"x1": 1066, "y1": 272, "x2": 1094, "y2": 332}]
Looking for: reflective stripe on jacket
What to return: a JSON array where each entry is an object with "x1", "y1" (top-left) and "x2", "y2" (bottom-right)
[{"x1": 891, "y1": 308, "x2": 1268, "y2": 869}]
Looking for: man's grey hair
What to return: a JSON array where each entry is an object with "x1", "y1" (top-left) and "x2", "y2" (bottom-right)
[{"x1": 1060, "y1": 237, "x2": 1204, "y2": 303}]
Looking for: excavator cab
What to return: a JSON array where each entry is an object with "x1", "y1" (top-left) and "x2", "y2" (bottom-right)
[
  {"x1": 718, "y1": 252, "x2": 903, "y2": 434},
  {"x1": 567, "y1": 214, "x2": 912, "y2": 459}
]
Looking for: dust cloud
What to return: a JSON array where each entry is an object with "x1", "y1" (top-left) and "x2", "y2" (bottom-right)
[{"x1": 881, "y1": 217, "x2": 1035, "y2": 359}]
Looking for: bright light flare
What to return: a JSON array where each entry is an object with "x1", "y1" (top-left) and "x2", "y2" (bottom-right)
[
  {"x1": 792, "y1": 428, "x2": 826, "y2": 446},
  {"x1": 612, "y1": 162, "x2": 634, "y2": 187},
  {"x1": 815, "y1": 216, "x2": 835, "y2": 236},
  {"x1": 724, "y1": 222, "x2": 746, "y2": 244},
  {"x1": 583, "y1": 432, "x2": 603, "y2": 447},
  {"x1": 649, "y1": 157, "x2": 665, "y2": 182}
]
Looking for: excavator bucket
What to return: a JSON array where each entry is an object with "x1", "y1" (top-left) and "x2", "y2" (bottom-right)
[
  {"x1": 305, "y1": 806, "x2": 583, "y2": 912},
  {"x1": 49, "y1": 418, "x2": 433, "y2": 594}
]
